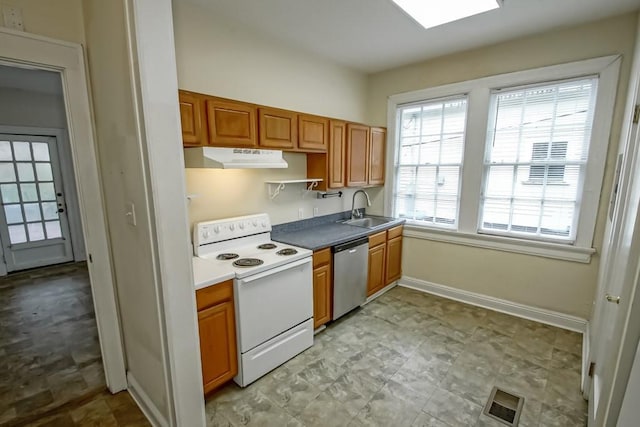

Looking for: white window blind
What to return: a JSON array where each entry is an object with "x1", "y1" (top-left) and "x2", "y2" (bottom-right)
[
  {"x1": 394, "y1": 97, "x2": 467, "y2": 227},
  {"x1": 480, "y1": 77, "x2": 598, "y2": 242}
]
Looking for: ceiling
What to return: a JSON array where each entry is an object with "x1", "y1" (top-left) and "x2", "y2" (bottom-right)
[{"x1": 182, "y1": 0, "x2": 640, "y2": 73}]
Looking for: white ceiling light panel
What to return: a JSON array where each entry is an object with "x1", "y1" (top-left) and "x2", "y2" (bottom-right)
[{"x1": 392, "y1": 0, "x2": 503, "y2": 29}]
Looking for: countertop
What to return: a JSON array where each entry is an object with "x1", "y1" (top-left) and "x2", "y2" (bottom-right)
[
  {"x1": 192, "y1": 257, "x2": 235, "y2": 290},
  {"x1": 271, "y1": 214, "x2": 405, "y2": 251}
]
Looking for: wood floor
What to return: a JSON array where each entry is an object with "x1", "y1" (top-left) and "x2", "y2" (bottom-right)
[{"x1": 0, "y1": 262, "x2": 148, "y2": 426}]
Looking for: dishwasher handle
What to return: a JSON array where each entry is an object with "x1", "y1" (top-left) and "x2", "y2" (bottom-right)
[{"x1": 333, "y1": 237, "x2": 369, "y2": 253}]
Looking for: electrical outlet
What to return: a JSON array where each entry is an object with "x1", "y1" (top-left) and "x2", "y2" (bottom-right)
[
  {"x1": 2, "y1": 7, "x2": 24, "y2": 31},
  {"x1": 313, "y1": 207, "x2": 319, "y2": 217},
  {"x1": 298, "y1": 208, "x2": 304, "y2": 219}
]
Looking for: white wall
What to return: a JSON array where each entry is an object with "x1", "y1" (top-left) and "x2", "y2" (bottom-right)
[
  {"x1": 173, "y1": 1, "x2": 381, "y2": 227},
  {"x1": 82, "y1": 0, "x2": 172, "y2": 423},
  {"x1": 0, "y1": 0, "x2": 85, "y2": 43},
  {"x1": 368, "y1": 13, "x2": 638, "y2": 318}
]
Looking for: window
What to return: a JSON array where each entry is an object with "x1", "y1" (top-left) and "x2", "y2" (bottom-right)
[
  {"x1": 394, "y1": 97, "x2": 467, "y2": 227},
  {"x1": 386, "y1": 56, "x2": 620, "y2": 261},
  {"x1": 481, "y1": 78, "x2": 597, "y2": 242}
]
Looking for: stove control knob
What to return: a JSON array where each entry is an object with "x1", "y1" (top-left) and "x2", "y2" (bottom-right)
[
  {"x1": 261, "y1": 221, "x2": 267, "y2": 228},
  {"x1": 213, "y1": 226, "x2": 220, "y2": 234},
  {"x1": 252, "y1": 220, "x2": 258, "y2": 227},
  {"x1": 239, "y1": 223, "x2": 245, "y2": 230},
  {"x1": 202, "y1": 230, "x2": 210, "y2": 239},
  {"x1": 229, "y1": 224, "x2": 235, "y2": 231}
]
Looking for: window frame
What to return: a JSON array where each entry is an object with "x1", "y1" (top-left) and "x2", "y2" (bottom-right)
[{"x1": 385, "y1": 55, "x2": 621, "y2": 263}]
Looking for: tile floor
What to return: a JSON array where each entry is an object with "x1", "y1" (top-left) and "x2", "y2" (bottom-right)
[
  {"x1": 206, "y1": 286, "x2": 587, "y2": 427},
  {"x1": 0, "y1": 263, "x2": 108, "y2": 425}
]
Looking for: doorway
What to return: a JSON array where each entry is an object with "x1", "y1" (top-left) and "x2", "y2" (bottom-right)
[{"x1": 0, "y1": 134, "x2": 74, "y2": 271}]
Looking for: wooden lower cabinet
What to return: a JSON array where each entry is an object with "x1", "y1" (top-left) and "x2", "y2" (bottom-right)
[
  {"x1": 367, "y1": 226, "x2": 403, "y2": 297},
  {"x1": 196, "y1": 280, "x2": 237, "y2": 395},
  {"x1": 367, "y1": 235, "x2": 387, "y2": 297},
  {"x1": 312, "y1": 248, "x2": 332, "y2": 328}
]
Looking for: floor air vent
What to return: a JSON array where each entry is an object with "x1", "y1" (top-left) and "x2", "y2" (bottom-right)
[{"x1": 483, "y1": 387, "x2": 525, "y2": 426}]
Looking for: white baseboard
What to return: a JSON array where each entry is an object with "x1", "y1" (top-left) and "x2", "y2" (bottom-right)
[
  {"x1": 127, "y1": 373, "x2": 169, "y2": 427},
  {"x1": 399, "y1": 276, "x2": 588, "y2": 333},
  {"x1": 582, "y1": 322, "x2": 591, "y2": 398},
  {"x1": 363, "y1": 282, "x2": 398, "y2": 305}
]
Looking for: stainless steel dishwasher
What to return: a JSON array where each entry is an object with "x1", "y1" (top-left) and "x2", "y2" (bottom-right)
[{"x1": 332, "y1": 237, "x2": 369, "y2": 320}]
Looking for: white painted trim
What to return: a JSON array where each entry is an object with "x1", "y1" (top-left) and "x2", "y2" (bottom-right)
[
  {"x1": 403, "y1": 225, "x2": 595, "y2": 263},
  {"x1": 0, "y1": 28, "x2": 127, "y2": 391},
  {"x1": 386, "y1": 55, "x2": 621, "y2": 252},
  {"x1": 583, "y1": 321, "x2": 591, "y2": 398},
  {"x1": 400, "y1": 276, "x2": 588, "y2": 332},
  {"x1": 128, "y1": 373, "x2": 169, "y2": 427},
  {"x1": 125, "y1": 0, "x2": 206, "y2": 426},
  {"x1": 363, "y1": 281, "x2": 398, "y2": 305}
]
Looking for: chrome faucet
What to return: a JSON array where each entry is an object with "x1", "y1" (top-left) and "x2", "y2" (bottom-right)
[{"x1": 351, "y1": 190, "x2": 371, "y2": 219}]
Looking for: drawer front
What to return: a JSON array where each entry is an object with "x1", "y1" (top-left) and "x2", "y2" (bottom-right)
[
  {"x1": 313, "y1": 247, "x2": 331, "y2": 268},
  {"x1": 387, "y1": 225, "x2": 404, "y2": 240},
  {"x1": 369, "y1": 230, "x2": 386, "y2": 248},
  {"x1": 196, "y1": 279, "x2": 233, "y2": 311}
]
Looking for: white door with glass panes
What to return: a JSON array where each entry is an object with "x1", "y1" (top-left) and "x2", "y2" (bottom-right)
[{"x1": 0, "y1": 135, "x2": 73, "y2": 271}]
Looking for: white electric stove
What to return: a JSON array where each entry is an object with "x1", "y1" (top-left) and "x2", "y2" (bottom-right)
[{"x1": 194, "y1": 213, "x2": 314, "y2": 387}]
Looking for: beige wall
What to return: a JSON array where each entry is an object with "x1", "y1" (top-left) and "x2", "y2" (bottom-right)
[
  {"x1": 369, "y1": 13, "x2": 639, "y2": 318},
  {"x1": 83, "y1": 0, "x2": 171, "y2": 420},
  {"x1": 0, "y1": 0, "x2": 85, "y2": 43},
  {"x1": 173, "y1": 1, "x2": 380, "y2": 227}
]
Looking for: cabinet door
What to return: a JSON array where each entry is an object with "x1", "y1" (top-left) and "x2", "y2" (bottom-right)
[
  {"x1": 258, "y1": 107, "x2": 297, "y2": 149},
  {"x1": 178, "y1": 91, "x2": 207, "y2": 147},
  {"x1": 369, "y1": 127, "x2": 386, "y2": 185},
  {"x1": 328, "y1": 120, "x2": 346, "y2": 189},
  {"x1": 346, "y1": 124, "x2": 369, "y2": 187},
  {"x1": 385, "y1": 236, "x2": 403, "y2": 285},
  {"x1": 298, "y1": 114, "x2": 328, "y2": 152},
  {"x1": 313, "y1": 263, "x2": 332, "y2": 329},
  {"x1": 367, "y1": 243, "x2": 386, "y2": 297},
  {"x1": 198, "y1": 300, "x2": 238, "y2": 394},
  {"x1": 206, "y1": 98, "x2": 257, "y2": 148}
]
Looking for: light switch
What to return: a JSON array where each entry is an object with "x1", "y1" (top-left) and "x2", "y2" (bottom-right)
[{"x1": 125, "y1": 202, "x2": 137, "y2": 226}]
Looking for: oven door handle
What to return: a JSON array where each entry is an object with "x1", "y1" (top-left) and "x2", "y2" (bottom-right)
[{"x1": 238, "y1": 257, "x2": 312, "y2": 284}]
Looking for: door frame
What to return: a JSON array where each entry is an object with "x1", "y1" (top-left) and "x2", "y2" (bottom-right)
[
  {"x1": 0, "y1": 28, "x2": 127, "y2": 391},
  {"x1": 0, "y1": 125, "x2": 87, "y2": 270}
]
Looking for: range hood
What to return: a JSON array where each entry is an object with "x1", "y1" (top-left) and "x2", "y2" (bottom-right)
[{"x1": 183, "y1": 147, "x2": 288, "y2": 169}]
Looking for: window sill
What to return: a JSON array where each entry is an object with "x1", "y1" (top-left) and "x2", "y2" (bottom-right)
[{"x1": 403, "y1": 224, "x2": 596, "y2": 263}]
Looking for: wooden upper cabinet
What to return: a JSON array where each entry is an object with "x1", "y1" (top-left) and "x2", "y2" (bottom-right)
[
  {"x1": 346, "y1": 123, "x2": 370, "y2": 187},
  {"x1": 298, "y1": 114, "x2": 328, "y2": 152},
  {"x1": 258, "y1": 107, "x2": 297, "y2": 149},
  {"x1": 328, "y1": 120, "x2": 346, "y2": 189},
  {"x1": 369, "y1": 127, "x2": 386, "y2": 185},
  {"x1": 178, "y1": 90, "x2": 207, "y2": 147},
  {"x1": 206, "y1": 97, "x2": 257, "y2": 148}
]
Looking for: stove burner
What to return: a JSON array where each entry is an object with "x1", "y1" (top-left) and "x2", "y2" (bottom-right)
[
  {"x1": 216, "y1": 253, "x2": 239, "y2": 260},
  {"x1": 257, "y1": 243, "x2": 277, "y2": 250},
  {"x1": 276, "y1": 248, "x2": 298, "y2": 256},
  {"x1": 233, "y1": 258, "x2": 264, "y2": 268}
]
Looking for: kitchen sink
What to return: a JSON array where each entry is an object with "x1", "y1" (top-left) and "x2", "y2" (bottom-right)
[{"x1": 342, "y1": 216, "x2": 393, "y2": 228}]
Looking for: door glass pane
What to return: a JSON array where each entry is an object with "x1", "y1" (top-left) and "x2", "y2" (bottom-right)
[
  {"x1": 32, "y1": 142, "x2": 50, "y2": 161},
  {"x1": 35, "y1": 163, "x2": 53, "y2": 181},
  {"x1": 4, "y1": 204, "x2": 23, "y2": 224},
  {"x1": 20, "y1": 183, "x2": 38, "y2": 202},
  {"x1": 0, "y1": 163, "x2": 15, "y2": 182},
  {"x1": 0, "y1": 141, "x2": 12, "y2": 161},
  {"x1": 45, "y1": 221, "x2": 62, "y2": 239},
  {"x1": 8, "y1": 224, "x2": 27, "y2": 244},
  {"x1": 24, "y1": 203, "x2": 42, "y2": 222},
  {"x1": 38, "y1": 183, "x2": 55, "y2": 200},
  {"x1": 13, "y1": 141, "x2": 31, "y2": 161},
  {"x1": 0, "y1": 184, "x2": 19, "y2": 203},
  {"x1": 42, "y1": 202, "x2": 58, "y2": 220},
  {"x1": 17, "y1": 163, "x2": 35, "y2": 181},
  {"x1": 27, "y1": 222, "x2": 45, "y2": 241}
]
